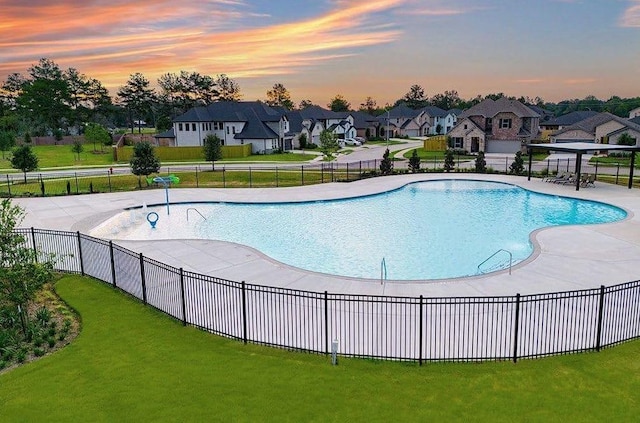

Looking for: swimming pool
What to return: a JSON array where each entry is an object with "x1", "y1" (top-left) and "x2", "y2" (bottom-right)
[{"x1": 91, "y1": 180, "x2": 627, "y2": 280}]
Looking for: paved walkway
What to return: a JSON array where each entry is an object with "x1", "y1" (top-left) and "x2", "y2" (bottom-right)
[{"x1": 15, "y1": 173, "x2": 640, "y2": 298}]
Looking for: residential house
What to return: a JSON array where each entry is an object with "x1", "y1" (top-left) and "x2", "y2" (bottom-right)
[
  {"x1": 540, "y1": 111, "x2": 599, "y2": 140},
  {"x1": 420, "y1": 106, "x2": 460, "y2": 135},
  {"x1": 173, "y1": 101, "x2": 286, "y2": 154},
  {"x1": 629, "y1": 107, "x2": 640, "y2": 119},
  {"x1": 550, "y1": 112, "x2": 640, "y2": 146},
  {"x1": 284, "y1": 106, "x2": 357, "y2": 148},
  {"x1": 346, "y1": 111, "x2": 379, "y2": 139},
  {"x1": 378, "y1": 105, "x2": 428, "y2": 138},
  {"x1": 447, "y1": 98, "x2": 540, "y2": 153},
  {"x1": 153, "y1": 128, "x2": 176, "y2": 146}
]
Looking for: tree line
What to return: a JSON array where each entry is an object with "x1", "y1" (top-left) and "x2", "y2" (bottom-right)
[{"x1": 2, "y1": 58, "x2": 640, "y2": 144}]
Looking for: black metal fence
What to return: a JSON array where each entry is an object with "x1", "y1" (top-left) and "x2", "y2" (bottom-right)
[
  {"x1": 19, "y1": 227, "x2": 640, "y2": 363},
  {"x1": 3, "y1": 156, "x2": 638, "y2": 198}
]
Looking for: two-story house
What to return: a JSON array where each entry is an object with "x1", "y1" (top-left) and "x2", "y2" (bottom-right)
[
  {"x1": 448, "y1": 98, "x2": 540, "y2": 153},
  {"x1": 378, "y1": 105, "x2": 429, "y2": 138},
  {"x1": 173, "y1": 101, "x2": 287, "y2": 154}
]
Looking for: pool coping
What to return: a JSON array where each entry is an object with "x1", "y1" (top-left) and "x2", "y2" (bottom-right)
[{"x1": 15, "y1": 173, "x2": 640, "y2": 298}]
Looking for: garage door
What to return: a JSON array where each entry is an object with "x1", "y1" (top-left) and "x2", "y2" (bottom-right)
[{"x1": 485, "y1": 140, "x2": 521, "y2": 154}]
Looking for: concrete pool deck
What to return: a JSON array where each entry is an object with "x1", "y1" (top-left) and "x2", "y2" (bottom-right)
[{"x1": 14, "y1": 173, "x2": 640, "y2": 298}]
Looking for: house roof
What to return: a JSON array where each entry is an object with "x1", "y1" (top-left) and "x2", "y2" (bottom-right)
[
  {"x1": 297, "y1": 105, "x2": 341, "y2": 120},
  {"x1": 630, "y1": 116, "x2": 640, "y2": 126},
  {"x1": 460, "y1": 98, "x2": 539, "y2": 119},
  {"x1": 552, "y1": 112, "x2": 640, "y2": 137},
  {"x1": 348, "y1": 111, "x2": 378, "y2": 129},
  {"x1": 448, "y1": 108, "x2": 463, "y2": 116},
  {"x1": 234, "y1": 109, "x2": 279, "y2": 139},
  {"x1": 543, "y1": 111, "x2": 599, "y2": 127},
  {"x1": 387, "y1": 104, "x2": 422, "y2": 119},
  {"x1": 420, "y1": 106, "x2": 447, "y2": 118},
  {"x1": 174, "y1": 101, "x2": 281, "y2": 123},
  {"x1": 154, "y1": 128, "x2": 175, "y2": 139},
  {"x1": 285, "y1": 111, "x2": 304, "y2": 133}
]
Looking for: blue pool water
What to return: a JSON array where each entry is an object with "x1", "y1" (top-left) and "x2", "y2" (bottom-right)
[{"x1": 97, "y1": 180, "x2": 627, "y2": 280}]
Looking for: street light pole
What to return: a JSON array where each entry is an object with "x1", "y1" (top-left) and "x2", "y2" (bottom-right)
[{"x1": 386, "y1": 110, "x2": 390, "y2": 148}]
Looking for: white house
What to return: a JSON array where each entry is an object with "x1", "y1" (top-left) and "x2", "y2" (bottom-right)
[{"x1": 173, "y1": 101, "x2": 286, "y2": 154}]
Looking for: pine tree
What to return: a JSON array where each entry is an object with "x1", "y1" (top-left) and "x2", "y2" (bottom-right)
[
  {"x1": 509, "y1": 151, "x2": 525, "y2": 175},
  {"x1": 380, "y1": 148, "x2": 393, "y2": 175},
  {"x1": 203, "y1": 134, "x2": 223, "y2": 170},
  {"x1": 444, "y1": 149, "x2": 455, "y2": 172},
  {"x1": 408, "y1": 149, "x2": 421, "y2": 173},
  {"x1": 130, "y1": 141, "x2": 160, "y2": 187}
]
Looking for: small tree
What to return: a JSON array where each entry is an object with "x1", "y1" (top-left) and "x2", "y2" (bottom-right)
[
  {"x1": 435, "y1": 124, "x2": 443, "y2": 135},
  {"x1": 509, "y1": 151, "x2": 525, "y2": 175},
  {"x1": 444, "y1": 149, "x2": 455, "y2": 172},
  {"x1": 71, "y1": 138, "x2": 84, "y2": 161},
  {"x1": 156, "y1": 116, "x2": 173, "y2": 132},
  {"x1": 53, "y1": 129, "x2": 63, "y2": 144},
  {"x1": 84, "y1": 123, "x2": 111, "y2": 152},
  {"x1": 617, "y1": 132, "x2": 636, "y2": 146},
  {"x1": 475, "y1": 151, "x2": 487, "y2": 173},
  {"x1": 130, "y1": 141, "x2": 160, "y2": 187},
  {"x1": 11, "y1": 145, "x2": 39, "y2": 183},
  {"x1": 298, "y1": 133, "x2": 308, "y2": 149},
  {"x1": 380, "y1": 148, "x2": 393, "y2": 175},
  {"x1": 319, "y1": 130, "x2": 339, "y2": 159},
  {"x1": 408, "y1": 149, "x2": 420, "y2": 173},
  {"x1": 0, "y1": 130, "x2": 16, "y2": 159},
  {"x1": 23, "y1": 132, "x2": 32, "y2": 144},
  {"x1": 0, "y1": 199, "x2": 54, "y2": 339},
  {"x1": 203, "y1": 134, "x2": 223, "y2": 170}
]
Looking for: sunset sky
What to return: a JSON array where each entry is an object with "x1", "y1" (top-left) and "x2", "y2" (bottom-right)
[{"x1": 1, "y1": 0, "x2": 639, "y2": 106}]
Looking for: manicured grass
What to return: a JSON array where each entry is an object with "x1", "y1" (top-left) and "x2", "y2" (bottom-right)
[
  {"x1": 15, "y1": 145, "x2": 118, "y2": 168},
  {"x1": 589, "y1": 156, "x2": 640, "y2": 168},
  {"x1": 220, "y1": 153, "x2": 318, "y2": 162},
  {"x1": 1, "y1": 275, "x2": 639, "y2": 421},
  {"x1": 366, "y1": 139, "x2": 407, "y2": 146}
]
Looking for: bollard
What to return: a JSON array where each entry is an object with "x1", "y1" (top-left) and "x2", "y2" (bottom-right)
[{"x1": 331, "y1": 339, "x2": 339, "y2": 365}]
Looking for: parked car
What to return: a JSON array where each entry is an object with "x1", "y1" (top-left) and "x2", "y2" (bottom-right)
[
  {"x1": 355, "y1": 136, "x2": 365, "y2": 144},
  {"x1": 344, "y1": 138, "x2": 362, "y2": 146}
]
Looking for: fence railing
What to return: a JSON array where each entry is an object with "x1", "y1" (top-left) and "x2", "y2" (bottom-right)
[
  {"x1": 2, "y1": 156, "x2": 638, "y2": 198},
  {"x1": 17, "y1": 227, "x2": 640, "y2": 363}
]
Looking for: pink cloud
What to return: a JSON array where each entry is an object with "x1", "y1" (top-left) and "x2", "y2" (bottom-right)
[{"x1": 620, "y1": 1, "x2": 640, "y2": 27}]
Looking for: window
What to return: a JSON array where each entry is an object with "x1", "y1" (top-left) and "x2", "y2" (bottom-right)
[
  {"x1": 213, "y1": 122, "x2": 223, "y2": 130},
  {"x1": 227, "y1": 126, "x2": 230, "y2": 135},
  {"x1": 178, "y1": 123, "x2": 183, "y2": 131},
  {"x1": 464, "y1": 124, "x2": 468, "y2": 130},
  {"x1": 232, "y1": 126, "x2": 236, "y2": 134},
  {"x1": 453, "y1": 137, "x2": 464, "y2": 149},
  {"x1": 185, "y1": 123, "x2": 190, "y2": 131},
  {"x1": 192, "y1": 123, "x2": 196, "y2": 131},
  {"x1": 499, "y1": 118, "x2": 512, "y2": 129}
]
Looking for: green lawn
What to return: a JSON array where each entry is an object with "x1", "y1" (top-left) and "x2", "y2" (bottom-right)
[
  {"x1": 403, "y1": 148, "x2": 475, "y2": 160},
  {"x1": 589, "y1": 156, "x2": 640, "y2": 168},
  {"x1": 1, "y1": 275, "x2": 639, "y2": 421},
  {"x1": 366, "y1": 139, "x2": 407, "y2": 146}
]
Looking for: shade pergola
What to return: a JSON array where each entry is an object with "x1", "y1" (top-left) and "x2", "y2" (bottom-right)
[{"x1": 526, "y1": 142, "x2": 640, "y2": 191}]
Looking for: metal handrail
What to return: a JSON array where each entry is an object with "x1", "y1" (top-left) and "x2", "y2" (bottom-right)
[
  {"x1": 477, "y1": 249, "x2": 513, "y2": 275},
  {"x1": 186, "y1": 208, "x2": 207, "y2": 222},
  {"x1": 380, "y1": 258, "x2": 387, "y2": 285}
]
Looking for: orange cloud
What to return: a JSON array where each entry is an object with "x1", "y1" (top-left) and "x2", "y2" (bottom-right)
[{"x1": 0, "y1": 0, "x2": 405, "y2": 91}]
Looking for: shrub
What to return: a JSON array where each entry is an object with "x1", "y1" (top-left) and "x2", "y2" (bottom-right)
[
  {"x1": 16, "y1": 348, "x2": 27, "y2": 363},
  {"x1": 474, "y1": 152, "x2": 487, "y2": 173},
  {"x1": 33, "y1": 347, "x2": 45, "y2": 357},
  {"x1": 509, "y1": 151, "x2": 525, "y2": 175},
  {"x1": 444, "y1": 149, "x2": 455, "y2": 172},
  {"x1": 47, "y1": 337, "x2": 56, "y2": 348},
  {"x1": 36, "y1": 306, "x2": 51, "y2": 326}
]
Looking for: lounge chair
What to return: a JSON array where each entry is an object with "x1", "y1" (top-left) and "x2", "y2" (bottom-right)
[
  {"x1": 551, "y1": 173, "x2": 571, "y2": 184},
  {"x1": 581, "y1": 174, "x2": 595, "y2": 188},
  {"x1": 547, "y1": 173, "x2": 568, "y2": 183},
  {"x1": 561, "y1": 174, "x2": 577, "y2": 185}
]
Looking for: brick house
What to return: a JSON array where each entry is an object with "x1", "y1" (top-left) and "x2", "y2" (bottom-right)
[{"x1": 448, "y1": 98, "x2": 540, "y2": 153}]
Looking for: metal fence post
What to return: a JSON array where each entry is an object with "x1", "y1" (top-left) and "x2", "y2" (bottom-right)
[
  {"x1": 595, "y1": 160, "x2": 599, "y2": 179},
  {"x1": 324, "y1": 290, "x2": 329, "y2": 355},
  {"x1": 346, "y1": 162, "x2": 349, "y2": 181},
  {"x1": 30, "y1": 227, "x2": 38, "y2": 263},
  {"x1": 249, "y1": 167, "x2": 252, "y2": 188},
  {"x1": 419, "y1": 295, "x2": 423, "y2": 366},
  {"x1": 77, "y1": 231, "x2": 84, "y2": 276},
  {"x1": 505, "y1": 157, "x2": 508, "y2": 173},
  {"x1": 195, "y1": 166, "x2": 199, "y2": 188},
  {"x1": 301, "y1": 165, "x2": 304, "y2": 186},
  {"x1": 616, "y1": 163, "x2": 620, "y2": 185},
  {"x1": 75, "y1": 173, "x2": 79, "y2": 194},
  {"x1": 140, "y1": 253, "x2": 147, "y2": 305},
  {"x1": 512, "y1": 293, "x2": 521, "y2": 363},
  {"x1": 242, "y1": 280, "x2": 248, "y2": 344},
  {"x1": 595, "y1": 285, "x2": 606, "y2": 352},
  {"x1": 223, "y1": 167, "x2": 226, "y2": 188},
  {"x1": 108, "y1": 171, "x2": 112, "y2": 193},
  {"x1": 6, "y1": 174, "x2": 11, "y2": 198},
  {"x1": 275, "y1": 167, "x2": 279, "y2": 187},
  {"x1": 109, "y1": 240, "x2": 117, "y2": 287},
  {"x1": 179, "y1": 267, "x2": 186, "y2": 326}
]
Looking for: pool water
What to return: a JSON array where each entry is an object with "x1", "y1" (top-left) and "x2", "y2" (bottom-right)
[{"x1": 92, "y1": 180, "x2": 627, "y2": 280}]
